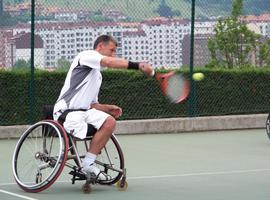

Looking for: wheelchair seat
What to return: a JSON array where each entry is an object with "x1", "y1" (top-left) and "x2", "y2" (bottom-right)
[
  {"x1": 43, "y1": 105, "x2": 54, "y2": 120},
  {"x1": 42, "y1": 105, "x2": 97, "y2": 137}
]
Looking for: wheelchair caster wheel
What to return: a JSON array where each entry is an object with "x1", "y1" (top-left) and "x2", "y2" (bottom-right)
[
  {"x1": 82, "y1": 183, "x2": 91, "y2": 194},
  {"x1": 116, "y1": 180, "x2": 128, "y2": 191}
]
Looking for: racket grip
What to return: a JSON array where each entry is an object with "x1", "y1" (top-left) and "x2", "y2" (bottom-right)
[{"x1": 150, "y1": 70, "x2": 155, "y2": 77}]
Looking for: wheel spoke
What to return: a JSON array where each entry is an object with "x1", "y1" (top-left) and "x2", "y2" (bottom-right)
[{"x1": 12, "y1": 120, "x2": 68, "y2": 192}]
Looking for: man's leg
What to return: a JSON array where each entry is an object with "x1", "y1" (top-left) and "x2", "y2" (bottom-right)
[
  {"x1": 89, "y1": 116, "x2": 116, "y2": 154},
  {"x1": 81, "y1": 116, "x2": 116, "y2": 180}
]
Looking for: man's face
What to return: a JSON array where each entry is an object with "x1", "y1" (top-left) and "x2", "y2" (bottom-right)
[{"x1": 98, "y1": 41, "x2": 117, "y2": 57}]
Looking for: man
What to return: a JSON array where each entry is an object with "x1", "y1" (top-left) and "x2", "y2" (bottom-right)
[{"x1": 53, "y1": 35, "x2": 154, "y2": 181}]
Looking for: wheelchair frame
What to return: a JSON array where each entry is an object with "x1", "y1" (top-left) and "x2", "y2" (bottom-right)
[{"x1": 12, "y1": 119, "x2": 127, "y2": 193}]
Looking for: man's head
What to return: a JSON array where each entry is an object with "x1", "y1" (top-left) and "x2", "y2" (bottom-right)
[{"x1": 93, "y1": 35, "x2": 118, "y2": 57}]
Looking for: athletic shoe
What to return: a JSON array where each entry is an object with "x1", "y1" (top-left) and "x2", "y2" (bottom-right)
[{"x1": 82, "y1": 164, "x2": 111, "y2": 181}]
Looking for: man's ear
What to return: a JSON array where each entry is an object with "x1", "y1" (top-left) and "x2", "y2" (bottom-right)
[{"x1": 95, "y1": 42, "x2": 103, "y2": 51}]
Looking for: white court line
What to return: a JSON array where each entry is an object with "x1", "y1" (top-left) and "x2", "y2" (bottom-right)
[
  {"x1": 128, "y1": 168, "x2": 270, "y2": 180},
  {"x1": 0, "y1": 183, "x2": 15, "y2": 186},
  {"x1": 0, "y1": 189, "x2": 38, "y2": 200},
  {"x1": 1, "y1": 168, "x2": 270, "y2": 187}
]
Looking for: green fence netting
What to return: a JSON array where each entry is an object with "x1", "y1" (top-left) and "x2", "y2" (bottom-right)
[{"x1": 0, "y1": 0, "x2": 270, "y2": 125}]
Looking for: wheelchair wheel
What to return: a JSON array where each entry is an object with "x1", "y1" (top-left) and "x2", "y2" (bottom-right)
[
  {"x1": 96, "y1": 134, "x2": 125, "y2": 185},
  {"x1": 72, "y1": 134, "x2": 125, "y2": 185},
  {"x1": 12, "y1": 120, "x2": 68, "y2": 193},
  {"x1": 266, "y1": 113, "x2": 270, "y2": 140}
]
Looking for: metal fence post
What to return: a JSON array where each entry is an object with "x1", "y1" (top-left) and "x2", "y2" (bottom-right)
[
  {"x1": 188, "y1": 0, "x2": 197, "y2": 117},
  {"x1": 29, "y1": 0, "x2": 35, "y2": 124}
]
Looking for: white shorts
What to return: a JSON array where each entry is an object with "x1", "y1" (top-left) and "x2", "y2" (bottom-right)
[{"x1": 63, "y1": 108, "x2": 110, "y2": 139}]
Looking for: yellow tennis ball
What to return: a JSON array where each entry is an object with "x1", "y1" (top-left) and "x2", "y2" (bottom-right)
[{"x1": 192, "y1": 73, "x2": 204, "y2": 81}]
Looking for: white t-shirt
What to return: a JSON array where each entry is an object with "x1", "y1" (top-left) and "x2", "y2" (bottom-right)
[{"x1": 53, "y1": 50, "x2": 105, "y2": 120}]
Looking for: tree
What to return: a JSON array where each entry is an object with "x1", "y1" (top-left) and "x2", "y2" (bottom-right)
[
  {"x1": 13, "y1": 59, "x2": 30, "y2": 71},
  {"x1": 56, "y1": 58, "x2": 70, "y2": 71},
  {"x1": 14, "y1": 0, "x2": 23, "y2": 4},
  {"x1": 156, "y1": 0, "x2": 174, "y2": 18},
  {"x1": 0, "y1": 12, "x2": 17, "y2": 27},
  {"x1": 207, "y1": 0, "x2": 259, "y2": 68},
  {"x1": 173, "y1": 10, "x2": 181, "y2": 17},
  {"x1": 231, "y1": 0, "x2": 243, "y2": 18},
  {"x1": 258, "y1": 38, "x2": 270, "y2": 67}
]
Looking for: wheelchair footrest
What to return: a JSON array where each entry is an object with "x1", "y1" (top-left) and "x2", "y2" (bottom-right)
[{"x1": 69, "y1": 170, "x2": 86, "y2": 183}]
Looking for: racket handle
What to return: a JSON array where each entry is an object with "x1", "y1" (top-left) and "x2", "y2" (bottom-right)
[{"x1": 150, "y1": 70, "x2": 155, "y2": 77}]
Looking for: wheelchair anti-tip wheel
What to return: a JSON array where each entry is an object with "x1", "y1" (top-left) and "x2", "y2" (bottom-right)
[
  {"x1": 12, "y1": 120, "x2": 68, "y2": 193},
  {"x1": 116, "y1": 179, "x2": 128, "y2": 191}
]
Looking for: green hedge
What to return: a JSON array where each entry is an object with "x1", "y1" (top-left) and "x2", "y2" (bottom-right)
[
  {"x1": 193, "y1": 68, "x2": 270, "y2": 116},
  {"x1": 1, "y1": 68, "x2": 270, "y2": 125}
]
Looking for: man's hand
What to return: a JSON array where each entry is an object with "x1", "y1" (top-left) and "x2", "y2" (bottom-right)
[
  {"x1": 139, "y1": 62, "x2": 155, "y2": 77},
  {"x1": 91, "y1": 103, "x2": 122, "y2": 119},
  {"x1": 108, "y1": 105, "x2": 122, "y2": 119}
]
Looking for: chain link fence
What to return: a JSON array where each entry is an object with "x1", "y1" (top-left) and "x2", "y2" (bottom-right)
[{"x1": 1, "y1": 0, "x2": 270, "y2": 125}]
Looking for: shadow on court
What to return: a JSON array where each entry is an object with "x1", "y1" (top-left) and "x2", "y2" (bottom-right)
[{"x1": 1, "y1": 129, "x2": 270, "y2": 200}]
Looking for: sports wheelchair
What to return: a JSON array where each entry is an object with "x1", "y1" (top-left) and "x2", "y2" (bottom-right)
[{"x1": 12, "y1": 106, "x2": 128, "y2": 193}]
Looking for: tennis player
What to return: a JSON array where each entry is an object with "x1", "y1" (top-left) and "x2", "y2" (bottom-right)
[{"x1": 53, "y1": 35, "x2": 153, "y2": 181}]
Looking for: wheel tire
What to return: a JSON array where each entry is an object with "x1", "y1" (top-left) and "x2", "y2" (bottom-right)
[{"x1": 12, "y1": 120, "x2": 68, "y2": 193}]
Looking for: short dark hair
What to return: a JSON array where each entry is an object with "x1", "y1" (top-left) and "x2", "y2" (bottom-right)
[{"x1": 93, "y1": 35, "x2": 118, "y2": 49}]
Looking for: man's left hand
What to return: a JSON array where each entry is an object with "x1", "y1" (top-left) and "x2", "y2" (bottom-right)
[{"x1": 109, "y1": 105, "x2": 122, "y2": 119}]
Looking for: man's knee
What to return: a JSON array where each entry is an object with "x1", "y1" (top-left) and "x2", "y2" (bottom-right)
[{"x1": 103, "y1": 116, "x2": 116, "y2": 131}]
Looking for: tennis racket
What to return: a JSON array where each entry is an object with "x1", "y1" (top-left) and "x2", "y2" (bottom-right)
[{"x1": 153, "y1": 70, "x2": 190, "y2": 103}]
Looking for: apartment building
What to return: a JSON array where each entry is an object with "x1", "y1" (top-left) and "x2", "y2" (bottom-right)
[
  {"x1": 6, "y1": 19, "x2": 204, "y2": 68},
  {"x1": 194, "y1": 19, "x2": 216, "y2": 35},
  {"x1": 122, "y1": 30, "x2": 148, "y2": 62},
  {"x1": 0, "y1": 29, "x2": 13, "y2": 68},
  {"x1": 122, "y1": 18, "x2": 190, "y2": 67},
  {"x1": 182, "y1": 34, "x2": 212, "y2": 67},
  {"x1": 12, "y1": 32, "x2": 44, "y2": 68},
  {"x1": 182, "y1": 14, "x2": 270, "y2": 67},
  {"x1": 140, "y1": 17, "x2": 190, "y2": 67},
  {"x1": 14, "y1": 21, "x2": 125, "y2": 67},
  {"x1": 12, "y1": 18, "x2": 190, "y2": 68},
  {"x1": 240, "y1": 13, "x2": 270, "y2": 37},
  {"x1": 4, "y1": 13, "x2": 269, "y2": 69},
  {"x1": 0, "y1": 30, "x2": 44, "y2": 68}
]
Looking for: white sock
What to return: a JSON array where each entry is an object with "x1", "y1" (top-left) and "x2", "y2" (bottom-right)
[{"x1": 82, "y1": 152, "x2": 96, "y2": 167}]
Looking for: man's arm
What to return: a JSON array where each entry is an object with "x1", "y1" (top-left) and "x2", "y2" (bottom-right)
[
  {"x1": 100, "y1": 57, "x2": 154, "y2": 77},
  {"x1": 91, "y1": 103, "x2": 122, "y2": 119},
  {"x1": 100, "y1": 57, "x2": 128, "y2": 69}
]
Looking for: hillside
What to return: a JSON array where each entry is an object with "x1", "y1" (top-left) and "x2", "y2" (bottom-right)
[
  {"x1": 3, "y1": 0, "x2": 270, "y2": 20},
  {"x1": 195, "y1": 0, "x2": 270, "y2": 16}
]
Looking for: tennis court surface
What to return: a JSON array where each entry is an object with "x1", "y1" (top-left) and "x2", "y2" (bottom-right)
[{"x1": 1, "y1": 129, "x2": 270, "y2": 200}]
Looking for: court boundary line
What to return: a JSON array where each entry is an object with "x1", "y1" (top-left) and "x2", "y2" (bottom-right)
[
  {"x1": 0, "y1": 189, "x2": 38, "y2": 200},
  {"x1": 2, "y1": 168, "x2": 270, "y2": 187},
  {"x1": 128, "y1": 168, "x2": 270, "y2": 180}
]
